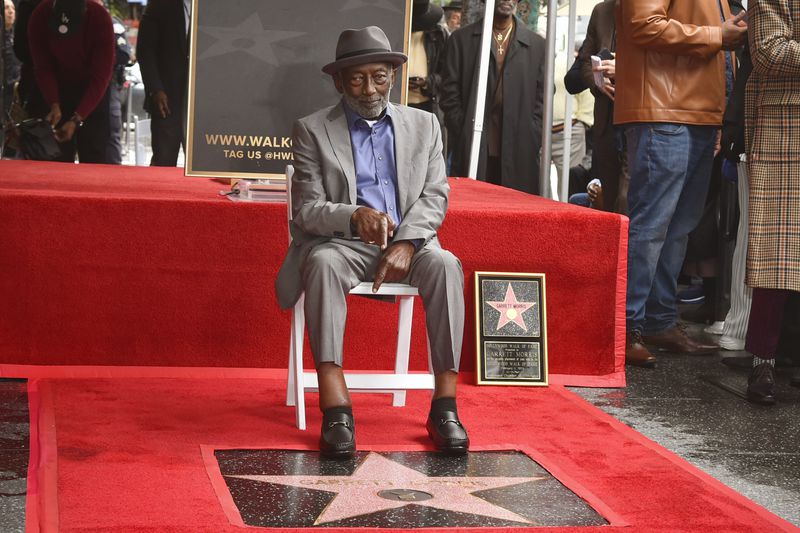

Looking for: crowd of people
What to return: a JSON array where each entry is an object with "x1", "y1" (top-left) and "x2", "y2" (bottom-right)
[{"x1": 0, "y1": 0, "x2": 797, "y2": 412}]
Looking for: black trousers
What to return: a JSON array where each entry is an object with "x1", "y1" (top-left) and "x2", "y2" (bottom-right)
[
  {"x1": 150, "y1": 97, "x2": 185, "y2": 167},
  {"x1": 56, "y1": 86, "x2": 118, "y2": 165},
  {"x1": 745, "y1": 288, "x2": 794, "y2": 359}
]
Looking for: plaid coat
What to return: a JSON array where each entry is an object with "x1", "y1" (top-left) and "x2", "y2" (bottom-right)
[{"x1": 745, "y1": 0, "x2": 800, "y2": 291}]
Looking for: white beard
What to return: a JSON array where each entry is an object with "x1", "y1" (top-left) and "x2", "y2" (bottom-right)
[{"x1": 343, "y1": 82, "x2": 393, "y2": 119}]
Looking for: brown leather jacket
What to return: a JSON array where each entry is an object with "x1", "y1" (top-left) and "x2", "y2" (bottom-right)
[{"x1": 614, "y1": 0, "x2": 732, "y2": 126}]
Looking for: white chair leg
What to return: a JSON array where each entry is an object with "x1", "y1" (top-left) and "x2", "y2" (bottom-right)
[
  {"x1": 392, "y1": 295, "x2": 414, "y2": 406},
  {"x1": 287, "y1": 324, "x2": 297, "y2": 406},
  {"x1": 292, "y1": 295, "x2": 307, "y2": 430}
]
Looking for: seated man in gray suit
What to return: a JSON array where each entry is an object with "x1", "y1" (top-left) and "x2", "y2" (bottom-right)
[{"x1": 276, "y1": 26, "x2": 469, "y2": 459}]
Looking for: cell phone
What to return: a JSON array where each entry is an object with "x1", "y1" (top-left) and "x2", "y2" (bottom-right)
[
  {"x1": 597, "y1": 48, "x2": 614, "y2": 61},
  {"x1": 591, "y1": 55, "x2": 604, "y2": 88}
]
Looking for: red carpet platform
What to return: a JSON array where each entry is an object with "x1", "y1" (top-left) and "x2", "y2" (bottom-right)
[
  {"x1": 0, "y1": 161, "x2": 627, "y2": 386},
  {"x1": 25, "y1": 376, "x2": 798, "y2": 532}
]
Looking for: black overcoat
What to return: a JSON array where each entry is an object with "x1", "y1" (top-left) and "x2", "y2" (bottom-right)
[
  {"x1": 136, "y1": 0, "x2": 189, "y2": 115},
  {"x1": 440, "y1": 18, "x2": 545, "y2": 194}
]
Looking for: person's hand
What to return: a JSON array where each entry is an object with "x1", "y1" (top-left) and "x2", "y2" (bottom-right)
[
  {"x1": 153, "y1": 90, "x2": 170, "y2": 118},
  {"x1": 408, "y1": 77, "x2": 428, "y2": 92},
  {"x1": 593, "y1": 58, "x2": 616, "y2": 82},
  {"x1": 721, "y1": 11, "x2": 748, "y2": 51},
  {"x1": 372, "y1": 241, "x2": 415, "y2": 293},
  {"x1": 351, "y1": 207, "x2": 396, "y2": 250},
  {"x1": 46, "y1": 103, "x2": 62, "y2": 128},
  {"x1": 599, "y1": 82, "x2": 615, "y2": 101},
  {"x1": 55, "y1": 120, "x2": 77, "y2": 143},
  {"x1": 714, "y1": 129, "x2": 722, "y2": 157}
]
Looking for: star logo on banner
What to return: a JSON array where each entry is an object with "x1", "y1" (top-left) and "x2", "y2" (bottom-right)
[
  {"x1": 487, "y1": 283, "x2": 536, "y2": 332},
  {"x1": 228, "y1": 452, "x2": 543, "y2": 525},
  {"x1": 198, "y1": 13, "x2": 305, "y2": 65},
  {"x1": 341, "y1": 0, "x2": 404, "y2": 14}
]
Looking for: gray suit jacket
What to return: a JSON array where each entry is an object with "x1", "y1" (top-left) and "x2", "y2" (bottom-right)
[{"x1": 275, "y1": 101, "x2": 449, "y2": 309}]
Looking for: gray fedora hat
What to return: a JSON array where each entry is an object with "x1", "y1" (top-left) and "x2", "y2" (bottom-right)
[{"x1": 322, "y1": 26, "x2": 407, "y2": 76}]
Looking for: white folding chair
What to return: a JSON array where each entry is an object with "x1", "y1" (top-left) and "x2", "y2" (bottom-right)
[{"x1": 284, "y1": 165, "x2": 435, "y2": 430}]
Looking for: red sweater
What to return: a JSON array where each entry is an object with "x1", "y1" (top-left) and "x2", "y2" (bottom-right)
[{"x1": 28, "y1": 1, "x2": 115, "y2": 119}]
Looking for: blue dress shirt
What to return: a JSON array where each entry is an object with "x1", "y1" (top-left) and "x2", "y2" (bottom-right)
[{"x1": 343, "y1": 101, "x2": 403, "y2": 227}]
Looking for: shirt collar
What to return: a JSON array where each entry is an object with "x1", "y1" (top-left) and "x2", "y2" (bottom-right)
[{"x1": 342, "y1": 99, "x2": 394, "y2": 130}]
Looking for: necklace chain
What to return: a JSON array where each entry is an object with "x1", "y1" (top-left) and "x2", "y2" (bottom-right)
[{"x1": 493, "y1": 23, "x2": 513, "y2": 55}]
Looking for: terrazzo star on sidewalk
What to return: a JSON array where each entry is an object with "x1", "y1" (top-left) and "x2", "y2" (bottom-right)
[{"x1": 275, "y1": 26, "x2": 469, "y2": 459}]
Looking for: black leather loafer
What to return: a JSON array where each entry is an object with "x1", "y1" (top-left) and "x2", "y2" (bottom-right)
[
  {"x1": 426, "y1": 410, "x2": 469, "y2": 455},
  {"x1": 320, "y1": 411, "x2": 356, "y2": 459},
  {"x1": 747, "y1": 363, "x2": 776, "y2": 406}
]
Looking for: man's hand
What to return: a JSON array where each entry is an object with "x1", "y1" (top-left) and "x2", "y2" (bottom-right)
[
  {"x1": 372, "y1": 241, "x2": 415, "y2": 293},
  {"x1": 593, "y1": 57, "x2": 616, "y2": 82},
  {"x1": 46, "y1": 103, "x2": 62, "y2": 128},
  {"x1": 721, "y1": 11, "x2": 748, "y2": 51},
  {"x1": 599, "y1": 82, "x2": 615, "y2": 101},
  {"x1": 153, "y1": 90, "x2": 170, "y2": 118},
  {"x1": 411, "y1": 78, "x2": 428, "y2": 92},
  {"x1": 55, "y1": 120, "x2": 77, "y2": 143},
  {"x1": 714, "y1": 129, "x2": 722, "y2": 157},
  {"x1": 351, "y1": 207, "x2": 396, "y2": 250}
]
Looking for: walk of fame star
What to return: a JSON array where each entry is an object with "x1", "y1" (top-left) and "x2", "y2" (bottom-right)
[
  {"x1": 487, "y1": 283, "x2": 536, "y2": 333},
  {"x1": 198, "y1": 13, "x2": 305, "y2": 65},
  {"x1": 228, "y1": 452, "x2": 544, "y2": 525}
]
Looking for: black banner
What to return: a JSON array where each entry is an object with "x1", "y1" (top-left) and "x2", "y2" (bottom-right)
[{"x1": 186, "y1": 0, "x2": 411, "y2": 179}]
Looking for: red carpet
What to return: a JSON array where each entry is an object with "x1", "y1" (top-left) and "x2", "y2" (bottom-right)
[
  {"x1": 0, "y1": 161, "x2": 627, "y2": 386},
  {"x1": 25, "y1": 375, "x2": 796, "y2": 532}
]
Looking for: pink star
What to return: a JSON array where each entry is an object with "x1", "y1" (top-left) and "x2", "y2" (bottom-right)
[
  {"x1": 229, "y1": 452, "x2": 543, "y2": 525},
  {"x1": 487, "y1": 283, "x2": 536, "y2": 333}
]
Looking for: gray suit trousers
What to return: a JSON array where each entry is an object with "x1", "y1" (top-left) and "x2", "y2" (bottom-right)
[{"x1": 300, "y1": 238, "x2": 464, "y2": 375}]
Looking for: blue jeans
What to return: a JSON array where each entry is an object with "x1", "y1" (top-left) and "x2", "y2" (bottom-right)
[
  {"x1": 568, "y1": 192, "x2": 591, "y2": 207},
  {"x1": 625, "y1": 123, "x2": 716, "y2": 334}
]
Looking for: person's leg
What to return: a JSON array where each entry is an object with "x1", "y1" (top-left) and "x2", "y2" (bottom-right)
[
  {"x1": 150, "y1": 107, "x2": 183, "y2": 166},
  {"x1": 625, "y1": 123, "x2": 692, "y2": 334},
  {"x1": 407, "y1": 244, "x2": 464, "y2": 381},
  {"x1": 721, "y1": 161, "x2": 752, "y2": 349},
  {"x1": 643, "y1": 125, "x2": 717, "y2": 336},
  {"x1": 301, "y1": 241, "x2": 379, "y2": 409},
  {"x1": 744, "y1": 288, "x2": 791, "y2": 404},
  {"x1": 301, "y1": 240, "x2": 380, "y2": 457},
  {"x1": 568, "y1": 192, "x2": 591, "y2": 207},
  {"x1": 745, "y1": 288, "x2": 790, "y2": 359},
  {"x1": 407, "y1": 244, "x2": 468, "y2": 453},
  {"x1": 105, "y1": 82, "x2": 124, "y2": 164},
  {"x1": 76, "y1": 88, "x2": 115, "y2": 164},
  {"x1": 569, "y1": 122, "x2": 587, "y2": 169},
  {"x1": 551, "y1": 129, "x2": 566, "y2": 184}
]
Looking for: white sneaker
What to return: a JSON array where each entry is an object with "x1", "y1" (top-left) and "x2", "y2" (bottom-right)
[
  {"x1": 704, "y1": 321, "x2": 725, "y2": 335},
  {"x1": 718, "y1": 335, "x2": 745, "y2": 351}
]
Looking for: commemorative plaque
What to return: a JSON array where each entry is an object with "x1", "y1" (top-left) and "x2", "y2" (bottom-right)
[{"x1": 474, "y1": 272, "x2": 548, "y2": 386}]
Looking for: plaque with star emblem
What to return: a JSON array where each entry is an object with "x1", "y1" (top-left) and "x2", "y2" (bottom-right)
[
  {"x1": 186, "y1": 0, "x2": 412, "y2": 180},
  {"x1": 474, "y1": 272, "x2": 548, "y2": 386},
  {"x1": 206, "y1": 448, "x2": 608, "y2": 528}
]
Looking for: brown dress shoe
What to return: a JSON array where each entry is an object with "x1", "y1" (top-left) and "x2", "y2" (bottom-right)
[
  {"x1": 642, "y1": 324, "x2": 718, "y2": 354},
  {"x1": 626, "y1": 330, "x2": 657, "y2": 368}
]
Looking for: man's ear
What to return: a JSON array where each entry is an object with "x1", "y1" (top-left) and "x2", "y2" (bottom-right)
[{"x1": 333, "y1": 74, "x2": 344, "y2": 94}]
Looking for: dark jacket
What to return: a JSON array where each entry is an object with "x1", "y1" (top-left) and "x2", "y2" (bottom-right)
[
  {"x1": 721, "y1": 0, "x2": 749, "y2": 162},
  {"x1": 578, "y1": 0, "x2": 615, "y2": 139},
  {"x1": 136, "y1": 0, "x2": 189, "y2": 115},
  {"x1": 14, "y1": 0, "x2": 46, "y2": 115},
  {"x1": 418, "y1": 25, "x2": 448, "y2": 110},
  {"x1": 440, "y1": 18, "x2": 546, "y2": 194}
]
